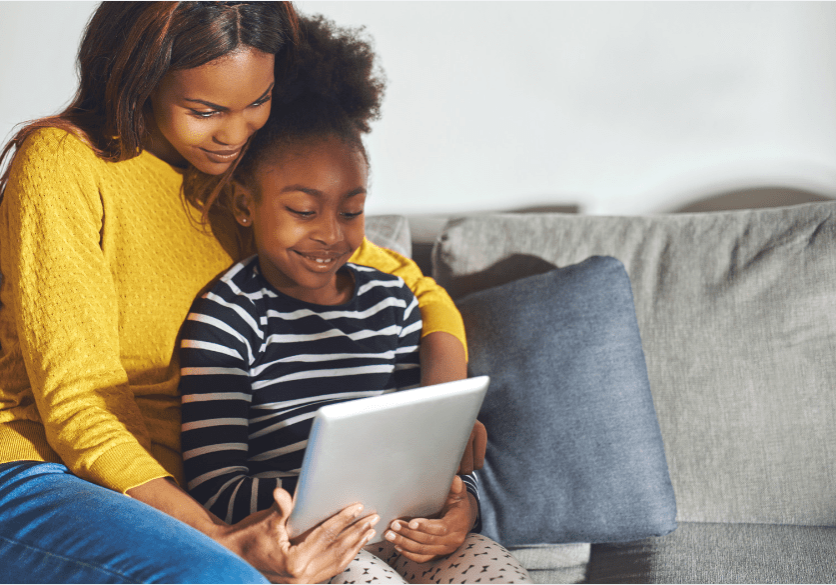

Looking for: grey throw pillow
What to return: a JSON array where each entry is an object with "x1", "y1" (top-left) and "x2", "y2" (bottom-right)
[{"x1": 459, "y1": 256, "x2": 676, "y2": 546}]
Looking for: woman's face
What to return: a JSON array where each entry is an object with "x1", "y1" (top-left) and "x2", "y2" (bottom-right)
[{"x1": 147, "y1": 48, "x2": 275, "y2": 175}]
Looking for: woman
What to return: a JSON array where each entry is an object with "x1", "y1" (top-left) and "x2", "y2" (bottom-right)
[{"x1": 0, "y1": 3, "x2": 469, "y2": 582}]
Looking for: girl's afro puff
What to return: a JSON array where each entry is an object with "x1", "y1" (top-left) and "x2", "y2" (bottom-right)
[{"x1": 240, "y1": 13, "x2": 386, "y2": 177}]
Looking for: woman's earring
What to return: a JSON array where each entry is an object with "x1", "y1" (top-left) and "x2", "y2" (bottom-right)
[{"x1": 241, "y1": 217, "x2": 249, "y2": 224}]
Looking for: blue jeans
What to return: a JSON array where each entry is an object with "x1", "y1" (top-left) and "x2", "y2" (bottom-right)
[{"x1": 0, "y1": 461, "x2": 268, "y2": 583}]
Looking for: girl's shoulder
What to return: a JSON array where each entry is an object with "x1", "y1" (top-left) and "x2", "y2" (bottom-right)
[{"x1": 346, "y1": 262, "x2": 413, "y2": 300}]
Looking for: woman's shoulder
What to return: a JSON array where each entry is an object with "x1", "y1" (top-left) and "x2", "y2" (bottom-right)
[
  {"x1": 15, "y1": 127, "x2": 100, "y2": 165},
  {"x1": 8, "y1": 127, "x2": 105, "y2": 186}
]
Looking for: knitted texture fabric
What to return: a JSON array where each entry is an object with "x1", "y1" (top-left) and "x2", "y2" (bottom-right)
[{"x1": 0, "y1": 128, "x2": 464, "y2": 494}]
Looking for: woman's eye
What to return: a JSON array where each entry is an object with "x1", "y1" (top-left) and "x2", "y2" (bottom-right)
[
  {"x1": 190, "y1": 110, "x2": 218, "y2": 119},
  {"x1": 342, "y1": 211, "x2": 364, "y2": 219},
  {"x1": 251, "y1": 95, "x2": 272, "y2": 108}
]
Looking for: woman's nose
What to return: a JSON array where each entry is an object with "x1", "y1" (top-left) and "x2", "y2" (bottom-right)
[{"x1": 214, "y1": 113, "x2": 250, "y2": 146}]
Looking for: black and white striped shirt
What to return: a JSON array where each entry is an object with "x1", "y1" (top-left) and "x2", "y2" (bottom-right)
[{"x1": 179, "y1": 258, "x2": 424, "y2": 523}]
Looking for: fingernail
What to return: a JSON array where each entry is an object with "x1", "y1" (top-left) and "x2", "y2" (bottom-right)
[
  {"x1": 353, "y1": 505, "x2": 364, "y2": 517},
  {"x1": 364, "y1": 530, "x2": 376, "y2": 544},
  {"x1": 390, "y1": 520, "x2": 401, "y2": 531},
  {"x1": 409, "y1": 520, "x2": 419, "y2": 530},
  {"x1": 385, "y1": 530, "x2": 396, "y2": 541}
]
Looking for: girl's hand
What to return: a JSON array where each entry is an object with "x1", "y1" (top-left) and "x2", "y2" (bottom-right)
[
  {"x1": 383, "y1": 476, "x2": 477, "y2": 563},
  {"x1": 220, "y1": 487, "x2": 379, "y2": 583}
]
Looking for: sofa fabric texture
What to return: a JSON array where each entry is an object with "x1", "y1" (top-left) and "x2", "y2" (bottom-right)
[
  {"x1": 457, "y1": 257, "x2": 676, "y2": 547},
  {"x1": 434, "y1": 203, "x2": 836, "y2": 529},
  {"x1": 587, "y1": 522, "x2": 836, "y2": 584}
]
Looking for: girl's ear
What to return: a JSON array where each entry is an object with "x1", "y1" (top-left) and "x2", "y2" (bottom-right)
[{"x1": 232, "y1": 181, "x2": 256, "y2": 227}]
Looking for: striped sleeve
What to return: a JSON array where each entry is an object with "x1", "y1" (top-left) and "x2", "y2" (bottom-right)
[
  {"x1": 179, "y1": 279, "x2": 278, "y2": 523},
  {"x1": 392, "y1": 276, "x2": 422, "y2": 391}
]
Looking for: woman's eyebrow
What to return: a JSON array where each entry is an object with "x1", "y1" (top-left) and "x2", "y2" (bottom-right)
[{"x1": 184, "y1": 83, "x2": 275, "y2": 110}]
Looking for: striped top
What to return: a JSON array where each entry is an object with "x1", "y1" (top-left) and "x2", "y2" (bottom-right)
[{"x1": 180, "y1": 257, "x2": 427, "y2": 523}]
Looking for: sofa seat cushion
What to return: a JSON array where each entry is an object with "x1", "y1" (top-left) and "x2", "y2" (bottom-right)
[
  {"x1": 586, "y1": 521, "x2": 836, "y2": 584},
  {"x1": 509, "y1": 542, "x2": 590, "y2": 585}
]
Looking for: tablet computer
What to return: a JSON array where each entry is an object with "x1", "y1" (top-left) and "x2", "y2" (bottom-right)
[{"x1": 286, "y1": 376, "x2": 489, "y2": 542}]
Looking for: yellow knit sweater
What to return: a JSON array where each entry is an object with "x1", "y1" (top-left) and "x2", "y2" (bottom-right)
[{"x1": 0, "y1": 128, "x2": 465, "y2": 493}]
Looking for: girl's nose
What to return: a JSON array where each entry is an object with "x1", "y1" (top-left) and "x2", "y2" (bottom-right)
[{"x1": 312, "y1": 214, "x2": 342, "y2": 245}]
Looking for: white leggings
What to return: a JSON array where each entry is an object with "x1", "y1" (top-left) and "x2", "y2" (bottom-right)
[{"x1": 330, "y1": 533, "x2": 532, "y2": 584}]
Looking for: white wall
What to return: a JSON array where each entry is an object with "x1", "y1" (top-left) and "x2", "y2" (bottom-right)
[{"x1": 2, "y1": 1, "x2": 835, "y2": 215}]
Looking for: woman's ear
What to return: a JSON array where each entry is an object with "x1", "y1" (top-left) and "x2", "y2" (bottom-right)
[{"x1": 232, "y1": 181, "x2": 256, "y2": 227}]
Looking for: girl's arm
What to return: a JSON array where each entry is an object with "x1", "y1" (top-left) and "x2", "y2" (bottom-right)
[
  {"x1": 355, "y1": 239, "x2": 486, "y2": 475},
  {"x1": 350, "y1": 237, "x2": 468, "y2": 377},
  {"x1": 179, "y1": 294, "x2": 285, "y2": 524}
]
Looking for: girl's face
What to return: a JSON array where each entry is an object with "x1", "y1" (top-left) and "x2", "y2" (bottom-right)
[
  {"x1": 234, "y1": 136, "x2": 368, "y2": 306},
  {"x1": 146, "y1": 48, "x2": 275, "y2": 175}
]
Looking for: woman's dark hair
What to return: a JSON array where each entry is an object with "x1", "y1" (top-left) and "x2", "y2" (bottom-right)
[
  {"x1": 0, "y1": 1, "x2": 299, "y2": 200},
  {"x1": 234, "y1": 14, "x2": 386, "y2": 196}
]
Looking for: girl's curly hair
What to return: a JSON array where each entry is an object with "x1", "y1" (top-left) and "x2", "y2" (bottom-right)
[{"x1": 239, "y1": 13, "x2": 387, "y2": 184}]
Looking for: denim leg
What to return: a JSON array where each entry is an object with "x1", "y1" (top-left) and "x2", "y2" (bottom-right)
[{"x1": 0, "y1": 461, "x2": 268, "y2": 584}]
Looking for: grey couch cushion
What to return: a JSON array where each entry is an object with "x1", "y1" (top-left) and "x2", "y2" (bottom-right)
[
  {"x1": 458, "y1": 258, "x2": 675, "y2": 546},
  {"x1": 586, "y1": 522, "x2": 836, "y2": 583},
  {"x1": 433, "y1": 202, "x2": 836, "y2": 527},
  {"x1": 365, "y1": 215, "x2": 412, "y2": 259}
]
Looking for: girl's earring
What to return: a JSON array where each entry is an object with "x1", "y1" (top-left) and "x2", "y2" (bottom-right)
[{"x1": 241, "y1": 217, "x2": 249, "y2": 225}]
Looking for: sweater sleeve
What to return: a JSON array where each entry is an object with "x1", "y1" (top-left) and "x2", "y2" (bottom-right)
[
  {"x1": 350, "y1": 238, "x2": 467, "y2": 358},
  {"x1": 0, "y1": 130, "x2": 170, "y2": 492}
]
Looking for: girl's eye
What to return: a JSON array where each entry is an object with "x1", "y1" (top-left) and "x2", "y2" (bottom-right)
[
  {"x1": 342, "y1": 211, "x2": 364, "y2": 219},
  {"x1": 287, "y1": 207, "x2": 314, "y2": 217}
]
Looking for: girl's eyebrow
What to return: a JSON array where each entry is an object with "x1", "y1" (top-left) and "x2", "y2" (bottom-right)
[
  {"x1": 282, "y1": 185, "x2": 367, "y2": 198},
  {"x1": 183, "y1": 83, "x2": 275, "y2": 110}
]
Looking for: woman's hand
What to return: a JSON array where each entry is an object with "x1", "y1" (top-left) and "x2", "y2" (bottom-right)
[
  {"x1": 219, "y1": 487, "x2": 379, "y2": 583},
  {"x1": 383, "y1": 475, "x2": 477, "y2": 563},
  {"x1": 128, "y1": 478, "x2": 378, "y2": 583}
]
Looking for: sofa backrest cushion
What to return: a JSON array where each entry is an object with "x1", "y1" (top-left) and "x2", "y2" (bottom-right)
[
  {"x1": 434, "y1": 202, "x2": 836, "y2": 526},
  {"x1": 458, "y1": 257, "x2": 677, "y2": 546},
  {"x1": 365, "y1": 215, "x2": 412, "y2": 259}
]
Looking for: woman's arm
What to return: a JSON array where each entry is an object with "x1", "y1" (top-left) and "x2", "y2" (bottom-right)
[
  {"x1": 128, "y1": 477, "x2": 378, "y2": 583},
  {"x1": 1, "y1": 129, "x2": 170, "y2": 491}
]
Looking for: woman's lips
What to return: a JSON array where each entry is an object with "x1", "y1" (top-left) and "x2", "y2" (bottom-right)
[{"x1": 200, "y1": 147, "x2": 243, "y2": 163}]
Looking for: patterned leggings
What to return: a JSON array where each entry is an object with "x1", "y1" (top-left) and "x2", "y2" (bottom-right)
[{"x1": 329, "y1": 533, "x2": 532, "y2": 584}]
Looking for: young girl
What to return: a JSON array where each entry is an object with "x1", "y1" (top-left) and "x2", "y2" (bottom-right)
[
  {"x1": 180, "y1": 15, "x2": 531, "y2": 584},
  {"x1": 0, "y1": 3, "x2": 470, "y2": 583}
]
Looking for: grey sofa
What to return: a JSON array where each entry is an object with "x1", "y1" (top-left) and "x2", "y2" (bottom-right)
[{"x1": 368, "y1": 201, "x2": 836, "y2": 584}]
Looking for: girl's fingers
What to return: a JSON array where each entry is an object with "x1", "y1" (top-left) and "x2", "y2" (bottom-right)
[{"x1": 388, "y1": 518, "x2": 447, "y2": 542}]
